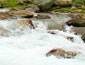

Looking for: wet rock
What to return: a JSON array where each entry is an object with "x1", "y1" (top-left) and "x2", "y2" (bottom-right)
[
  {"x1": 70, "y1": 27, "x2": 85, "y2": 35},
  {"x1": 16, "y1": 19, "x2": 35, "y2": 29},
  {"x1": 82, "y1": 33, "x2": 85, "y2": 42},
  {"x1": 66, "y1": 13, "x2": 85, "y2": 27},
  {"x1": 0, "y1": 12, "x2": 13, "y2": 20},
  {"x1": 10, "y1": 9, "x2": 34, "y2": 18},
  {"x1": 54, "y1": 0, "x2": 72, "y2": 6},
  {"x1": 48, "y1": 31, "x2": 56, "y2": 34},
  {"x1": 47, "y1": 13, "x2": 70, "y2": 30},
  {"x1": 65, "y1": 51, "x2": 77, "y2": 58},
  {"x1": 0, "y1": 26, "x2": 11, "y2": 37},
  {"x1": 67, "y1": 37, "x2": 74, "y2": 42},
  {"x1": 66, "y1": 19, "x2": 85, "y2": 27},
  {"x1": 46, "y1": 48, "x2": 77, "y2": 58},
  {"x1": 34, "y1": 13, "x2": 71, "y2": 30},
  {"x1": 71, "y1": 27, "x2": 85, "y2": 42},
  {"x1": 0, "y1": 8, "x2": 13, "y2": 19}
]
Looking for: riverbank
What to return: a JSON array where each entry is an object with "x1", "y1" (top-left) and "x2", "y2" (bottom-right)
[{"x1": 0, "y1": 0, "x2": 85, "y2": 13}]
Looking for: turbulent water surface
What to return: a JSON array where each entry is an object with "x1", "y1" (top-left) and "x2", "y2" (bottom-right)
[{"x1": 0, "y1": 18, "x2": 85, "y2": 65}]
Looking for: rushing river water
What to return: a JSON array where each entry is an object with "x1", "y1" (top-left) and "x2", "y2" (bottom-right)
[{"x1": 0, "y1": 16, "x2": 85, "y2": 65}]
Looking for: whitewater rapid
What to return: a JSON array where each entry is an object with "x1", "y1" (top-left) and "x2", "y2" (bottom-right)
[{"x1": 0, "y1": 19, "x2": 85, "y2": 65}]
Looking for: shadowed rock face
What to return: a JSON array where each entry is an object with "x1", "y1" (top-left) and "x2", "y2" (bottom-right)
[
  {"x1": 66, "y1": 13, "x2": 85, "y2": 27},
  {"x1": 18, "y1": 0, "x2": 32, "y2": 3},
  {"x1": 46, "y1": 48, "x2": 78, "y2": 58},
  {"x1": 33, "y1": 0, "x2": 54, "y2": 11},
  {"x1": 66, "y1": 19, "x2": 85, "y2": 27}
]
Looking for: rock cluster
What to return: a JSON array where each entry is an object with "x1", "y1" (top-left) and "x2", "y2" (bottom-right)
[{"x1": 17, "y1": 0, "x2": 72, "y2": 11}]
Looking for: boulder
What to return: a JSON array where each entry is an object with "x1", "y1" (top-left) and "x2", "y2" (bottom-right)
[
  {"x1": 66, "y1": 13, "x2": 85, "y2": 27},
  {"x1": 10, "y1": 9, "x2": 34, "y2": 18},
  {"x1": 46, "y1": 48, "x2": 77, "y2": 58},
  {"x1": 54, "y1": 0, "x2": 72, "y2": 6},
  {"x1": 33, "y1": 0, "x2": 54, "y2": 11}
]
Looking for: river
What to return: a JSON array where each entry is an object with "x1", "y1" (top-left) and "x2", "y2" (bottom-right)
[{"x1": 0, "y1": 13, "x2": 84, "y2": 65}]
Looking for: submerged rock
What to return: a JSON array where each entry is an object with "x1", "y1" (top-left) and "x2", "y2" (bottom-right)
[
  {"x1": 0, "y1": 26, "x2": 11, "y2": 37},
  {"x1": 16, "y1": 19, "x2": 35, "y2": 29}
]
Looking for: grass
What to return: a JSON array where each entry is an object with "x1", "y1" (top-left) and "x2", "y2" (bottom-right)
[
  {"x1": 50, "y1": 6, "x2": 85, "y2": 13},
  {"x1": 0, "y1": 0, "x2": 31, "y2": 9},
  {"x1": 0, "y1": 0, "x2": 85, "y2": 13}
]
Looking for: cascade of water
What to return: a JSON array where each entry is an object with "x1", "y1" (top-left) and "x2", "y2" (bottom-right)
[
  {"x1": 63, "y1": 23, "x2": 84, "y2": 44},
  {"x1": 0, "y1": 18, "x2": 85, "y2": 65}
]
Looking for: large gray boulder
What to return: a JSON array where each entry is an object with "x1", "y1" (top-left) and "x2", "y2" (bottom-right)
[{"x1": 33, "y1": 0, "x2": 54, "y2": 11}]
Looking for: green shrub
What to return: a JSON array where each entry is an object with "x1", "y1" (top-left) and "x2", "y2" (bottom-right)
[{"x1": 3, "y1": 0, "x2": 18, "y2": 7}]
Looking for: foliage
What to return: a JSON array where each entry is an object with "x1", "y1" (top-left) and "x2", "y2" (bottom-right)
[{"x1": 73, "y1": 0, "x2": 85, "y2": 5}]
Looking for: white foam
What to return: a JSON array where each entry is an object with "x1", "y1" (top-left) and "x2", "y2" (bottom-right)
[{"x1": 0, "y1": 19, "x2": 84, "y2": 65}]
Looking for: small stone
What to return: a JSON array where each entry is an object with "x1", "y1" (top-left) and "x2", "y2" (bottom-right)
[{"x1": 35, "y1": 13, "x2": 51, "y2": 19}]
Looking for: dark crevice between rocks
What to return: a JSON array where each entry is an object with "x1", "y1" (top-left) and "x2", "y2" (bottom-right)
[{"x1": 81, "y1": 33, "x2": 85, "y2": 43}]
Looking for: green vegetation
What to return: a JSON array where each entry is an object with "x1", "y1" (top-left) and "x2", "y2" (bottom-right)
[
  {"x1": 0, "y1": 0, "x2": 85, "y2": 13},
  {"x1": 73, "y1": 0, "x2": 85, "y2": 5},
  {"x1": 0, "y1": 0, "x2": 32, "y2": 9},
  {"x1": 3, "y1": 0, "x2": 18, "y2": 7},
  {"x1": 50, "y1": 7, "x2": 85, "y2": 13}
]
